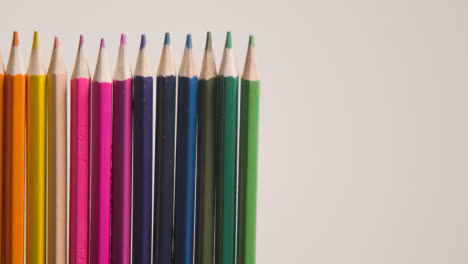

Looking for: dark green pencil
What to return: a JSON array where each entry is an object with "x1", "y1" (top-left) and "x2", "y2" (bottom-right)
[
  {"x1": 216, "y1": 31, "x2": 238, "y2": 264},
  {"x1": 237, "y1": 35, "x2": 260, "y2": 264},
  {"x1": 195, "y1": 32, "x2": 217, "y2": 264}
]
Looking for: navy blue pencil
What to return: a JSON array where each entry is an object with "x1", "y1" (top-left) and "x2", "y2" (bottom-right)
[
  {"x1": 133, "y1": 34, "x2": 153, "y2": 264},
  {"x1": 154, "y1": 33, "x2": 177, "y2": 264},
  {"x1": 174, "y1": 34, "x2": 198, "y2": 264}
]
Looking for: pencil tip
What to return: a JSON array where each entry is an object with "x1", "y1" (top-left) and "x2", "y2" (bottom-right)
[
  {"x1": 205, "y1": 32, "x2": 212, "y2": 52},
  {"x1": 164, "y1": 33, "x2": 170, "y2": 45},
  {"x1": 120, "y1": 34, "x2": 127, "y2": 45},
  {"x1": 186, "y1": 34, "x2": 192, "y2": 49},
  {"x1": 12, "y1": 31, "x2": 19, "y2": 47},
  {"x1": 79, "y1": 34, "x2": 84, "y2": 46},
  {"x1": 33, "y1": 31, "x2": 39, "y2": 49},
  {"x1": 100, "y1": 38, "x2": 105, "y2": 48},
  {"x1": 225, "y1": 31, "x2": 232, "y2": 49},
  {"x1": 140, "y1": 34, "x2": 146, "y2": 49},
  {"x1": 54, "y1": 36, "x2": 60, "y2": 49},
  {"x1": 249, "y1": 35, "x2": 255, "y2": 47}
]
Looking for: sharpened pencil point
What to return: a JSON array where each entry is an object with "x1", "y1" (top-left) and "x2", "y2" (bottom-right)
[
  {"x1": 186, "y1": 34, "x2": 192, "y2": 49},
  {"x1": 54, "y1": 36, "x2": 60, "y2": 49},
  {"x1": 100, "y1": 38, "x2": 105, "y2": 48},
  {"x1": 225, "y1": 32, "x2": 232, "y2": 49},
  {"x1": 249, "y1": 35, "x2": 255, "y2": 47},
  {"x1": 12, "y1": 31, "x2": 19, "y2": 46},
  {"x1": 79, "y1": 34, "x2": 84, "y2": 46},
  {"x1": 205, "y1": 32, "x2": 212, "y2": 52},
  {"x1": 33, "y1": 31, "x2": 40, "y2": 49},
  {"x1": 121, "y1": 34, "x2": 127, "y2": 45},
  {"x1": 164, "y1": 33, "x2": 170, "y2": 45},
  {"x1": 140, "y1": 34, "x2": 146, "y2": 49}
]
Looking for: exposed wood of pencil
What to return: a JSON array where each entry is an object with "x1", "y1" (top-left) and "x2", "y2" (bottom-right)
[{"x1": 241, "y1": 36, "x2": 260, "y2": 81}]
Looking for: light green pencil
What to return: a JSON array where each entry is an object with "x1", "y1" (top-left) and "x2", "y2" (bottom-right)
[{"x1": 237, "y1": 35, "x2": 260, "y2": 264}]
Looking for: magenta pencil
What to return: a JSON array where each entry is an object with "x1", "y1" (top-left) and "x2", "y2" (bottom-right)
[
  {"x1": 69, "y1": 34, "x2": 91, "y2": 264},
  {"x1": 111, "y1": 34, "x2": 132, "y2": 264},
  {"x1": 90, "y1": 38, "x2": 112, "y2": 264}
]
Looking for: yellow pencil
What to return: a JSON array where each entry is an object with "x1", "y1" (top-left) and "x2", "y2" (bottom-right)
[{"x1": 26, "y1": 31, "x2": 46, "y2": 264}]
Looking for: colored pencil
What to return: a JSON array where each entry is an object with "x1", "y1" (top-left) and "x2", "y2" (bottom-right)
[
  {"x1": 154, "y1": 32, "x2": 177, "y2": 264},
  {"x1": 3, "y1": 31, "x2": 26, "y2": 264},
  {"x1": 46, "y1": 36, "x2": 67, "y2": 264},
  {"x1": 215, "y1": 31, "x2": 239, "y2": 264},
  {"x1": 69, "y1": 34, "x2": 91, "y2": 264},
  {"x1": 112, "y1": 34, "x2": 132, "y2": 264},
  {"x1": 195, "y1": 32, "x2": 217, "y2": 264},
  {"x1": 26, "y1": 31, "x2": 46, "y2": 264},
  {"x1": 174, "y1": 34, "x2": 198, "y2": 264},
  {"x1": 90, "y1": 38, "x2": 112, "y2": 264},
  {"x1": 0, "y1": 47, "x2": 4, "y2": 264},
  {"x1": 133, "y1": 34, "x2": 153, "y2": 264},
  {"x1": 237, "y1": 35, "x2": 260, "y2": 264}
]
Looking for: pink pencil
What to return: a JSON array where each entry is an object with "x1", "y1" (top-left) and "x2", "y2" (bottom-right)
[
  {"x1": 90, "y1": 38, "x2": 112, "y2": 264},
  {"x1": 111, "y1": 34, "x2": 132, "y2": 264},
  {"x1": 69, "y1": 34, "x2": 91, "y2": 264}
]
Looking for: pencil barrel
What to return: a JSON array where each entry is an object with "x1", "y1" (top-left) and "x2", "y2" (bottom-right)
[
  {"x1": 195, "y1": 77, "x2": 217, "y2": 264},
  {"x1": 0, "y1": 73, "x2": 4, "y2": 263},
  {"x1": 154, "y1": 75, "x2": 177, "y2": 264},
  {"x1": 112, "y1": 78, "x2": 133, "y2": 264},
  {"x1": 90, "y1": 81, "x2": 112, "y2": 264},
  {"x1": 216, "y1": 76, "x2": 238, "y2": 264},
  {"x1": 46, "y1": 73, "x2": 67, "y2": 264},
  {"x1": 174, "y1": 76, "x2": 198, "y2": 264},
  {"x1": 3, "y1": 74, "x2": 26, "y2": 264},
  {"x1": 132, "y1": 76, "x2": 153, "y2": 264},
  {"x1": 237, "y1": 80, "x2": 260, "y2": 264},
  {"x1": 26, "y1": 74, "x2": 47, "y2": 264},
  {"x1": 69, "y1": 78, "x2": 91, "y2": 264}
]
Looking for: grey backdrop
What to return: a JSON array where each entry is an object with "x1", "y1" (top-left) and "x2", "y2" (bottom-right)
[{"x1": 1, "y1": 0, "x2": 467, "y2": 263}]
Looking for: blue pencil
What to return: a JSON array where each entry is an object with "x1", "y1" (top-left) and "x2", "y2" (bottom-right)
[
  {"x1": 133, "y1": 34, "x2": 153, "y2": 264},
  {"x1": 154, "y1": 33, "x2": 177, "y2": 264},
  {"x1": 174, "y1": 34, "x2": 198, "y2": 264}
]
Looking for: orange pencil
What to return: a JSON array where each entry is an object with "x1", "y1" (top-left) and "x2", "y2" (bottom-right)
[
  {"x1": 3, "y1": 31, "x2": 26, "y2": 264},
  {"x1": 0, "y1": 45, "x2": 4, "y2": 264}
]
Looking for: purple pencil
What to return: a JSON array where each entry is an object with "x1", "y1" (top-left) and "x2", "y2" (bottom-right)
[
  {"x1": 90, "y1": 38, "x2": 112, "y2": 264},
  {"x1": 111, "y1": 34, "x2": 132, "y2": 264}
]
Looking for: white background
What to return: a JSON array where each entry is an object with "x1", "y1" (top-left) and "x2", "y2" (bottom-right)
[{"x1": 1, "y1": 0, "x2": 468, "y2": 263}]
